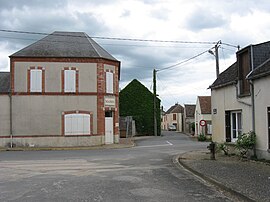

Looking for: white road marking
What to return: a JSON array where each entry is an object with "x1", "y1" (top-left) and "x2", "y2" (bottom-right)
[
  {"x1": 166, "y1": 141, "x2": 173, "y2": 145},
  {"x1": 135, "y1": 141, "x2": 173, "y2": 148}
]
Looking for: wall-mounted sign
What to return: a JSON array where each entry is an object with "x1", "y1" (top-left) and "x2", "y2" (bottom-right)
[
  {"x1": 104, "y1": 97, "x2": 115, "y2": 107},
  {"x1": 213, "y1": 108, "x2": 217, "y2": 114}
]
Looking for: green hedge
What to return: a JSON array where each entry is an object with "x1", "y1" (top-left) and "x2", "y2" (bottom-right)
[{"x1": 119, "y1": 79, "x2": 161, "y2": 136}]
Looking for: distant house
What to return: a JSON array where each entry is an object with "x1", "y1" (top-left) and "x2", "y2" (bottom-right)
[
  {"x1": 195, "y1": 96, "x2": 212, "y2": 136},
  {"x1": 162, "y1": 103, "x2": 184, "y2": 132},
  {"x1": 119, "y1": 79, "x2": 161, "y2": 136},
  {"x1": 183, "y1": 104, "x2": 196, "y2": 134},
  {"x1": 0, "y1": 31, "x2": 121, "y2": 147},
  {"x1": 209, "y1": 41, "x2": 270, "y2": 160}
]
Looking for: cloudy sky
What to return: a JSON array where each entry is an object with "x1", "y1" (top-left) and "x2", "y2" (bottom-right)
[{"x1": 1, "y1": 0, "x2": 270, "y2": 110}]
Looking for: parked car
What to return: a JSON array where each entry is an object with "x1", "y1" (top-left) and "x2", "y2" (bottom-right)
[{"x1": 168, "y1": 125, "x2": 176, "y2": 131}]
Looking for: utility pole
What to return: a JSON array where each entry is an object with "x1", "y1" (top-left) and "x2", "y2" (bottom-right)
[
  {"x1": 208, "y1": 40, "x2": 221, "y2": 78},
  {"x1": 153, "y1": 69, "x2": 157, "y2": 136},
  {"x1": 215, "y1": 40, "x2": 221, "y2": 78}
]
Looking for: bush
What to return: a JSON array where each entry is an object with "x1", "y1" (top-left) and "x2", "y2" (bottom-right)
[
  {"x1": 198, "y1": 133, "x2": 206, "y2": 141},
  {"x1": 217, "y1": 143, "x2": 229, "y2": 155},
  {"x1": 235, "y1": 131, "x2": 256, "y2": 158}
]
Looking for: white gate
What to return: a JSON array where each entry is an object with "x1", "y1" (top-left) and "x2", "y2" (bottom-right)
[{"x1": 105, "y1": 117, "x2": 114, "y2": 144}]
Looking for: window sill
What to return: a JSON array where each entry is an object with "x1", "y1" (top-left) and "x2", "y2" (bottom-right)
[{"x1": 238, "y1": 93, "x2": 251, "y2": 98}]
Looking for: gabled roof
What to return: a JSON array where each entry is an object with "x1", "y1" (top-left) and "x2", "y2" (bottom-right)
[
  {"x1": 198, "y1": 96, "x2": 211, "y2": 114},
  {"x1": 209, "y1": 62, "x2": 237, "y2": 89},
  {"x1": 166, "y1": 104, "x2": 184, "y2": 114},
  {"x1": 184, "y1": 104, "x2": 196, "y2": 118},
  {"x1": 0, "y1": 72, "x2": 10, "y2": 93},
  {"x1": 248, "y1": 57, "x2": 270, "y2": 80},
  {"x1": 10, "y1": 31, "x2": 118, "y2": 61}
]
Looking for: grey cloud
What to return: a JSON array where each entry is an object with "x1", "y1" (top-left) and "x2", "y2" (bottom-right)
[
  {"x1": 0, "y1": 0, "x2": 67, "y2": 10},
  {"x1": 120, "y1": 10, "x2": 131, "y2": 18},
  {"x1": 150, "y1": 7, "x2": 169, "y2": 21},
  {"x1": 185, "y1": 8, "x2": 227, "y2": 31}
]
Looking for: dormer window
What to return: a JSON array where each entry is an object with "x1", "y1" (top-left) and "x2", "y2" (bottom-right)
[{"x1": 238, "y1": 50, "x2": 250, "y2": 96}]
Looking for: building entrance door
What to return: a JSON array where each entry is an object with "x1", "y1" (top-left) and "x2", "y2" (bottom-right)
[{"x1": 105, "y1": 111, "x2": 114, "y2": 144}]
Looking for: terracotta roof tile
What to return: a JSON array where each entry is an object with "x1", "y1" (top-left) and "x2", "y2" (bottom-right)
[
  {"x1": 184, "y1": 104, "x2": 196, "y2": 118},
  {"x1": 198, "y1": 96, "x2": 211, "y2": 114}
]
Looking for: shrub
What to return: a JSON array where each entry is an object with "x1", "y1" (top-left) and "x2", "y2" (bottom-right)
[
  {"x1": 217, "y1": 143, "x2": 229, "y2": 155},
  {"x1": 235, "y1": 131, "x2": 256, "y2": 158},
  {"x1": 198, "y1": 133, "x2": 206, "y2": 141}
]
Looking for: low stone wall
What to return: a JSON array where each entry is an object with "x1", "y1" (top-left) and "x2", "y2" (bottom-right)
[{"x1": 0, "y1": 136, "x2": 104, "y2": 148}]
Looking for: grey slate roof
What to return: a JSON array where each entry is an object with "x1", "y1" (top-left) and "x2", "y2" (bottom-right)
[
  {"x1": 248, "y1": 57, "x2": 270, "y2": 80},
  {"x1": 0, "y1": 72, "x2": 10, "y2": 93},
  {"x1": 209, "y1": 62, "x2": 237, "y2": 89},
  {"x1": 250, "y1": 41, "x2": 270, "y2": 69},
  {"x1": 10, "y1": 31, "x2": 118, "y2": 61}
]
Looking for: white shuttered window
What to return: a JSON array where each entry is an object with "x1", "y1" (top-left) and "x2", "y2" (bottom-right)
[
  {"x1": 64, "y1": 70, "x2": 76, "y2": 92},
  {"x1": 106, "y1": 72, "x2": 113, "y2": 93},
  {"x1": 65, "y1": 114, "x2": 90, "y2": 135},
  {"x1": 30, "y1": 69, "x2": 42, "y2": 92}
]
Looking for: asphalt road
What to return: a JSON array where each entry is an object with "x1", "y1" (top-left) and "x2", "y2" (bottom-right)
[{"x1": 0, "y1": 132, "x2": 235, "y2": 202}]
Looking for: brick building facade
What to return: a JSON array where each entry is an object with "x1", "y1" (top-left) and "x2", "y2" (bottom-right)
[{"x1": 0, "y1": 31, "x2": 120, "y2": 147}]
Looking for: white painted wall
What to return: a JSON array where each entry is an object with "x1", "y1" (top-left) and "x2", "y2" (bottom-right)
[
  {"x1": 211, "y1": 85, "x2": 252, "y2": 142},
  {"x1": 253, "y1": 76, "x2": 270, "y2": 158}
]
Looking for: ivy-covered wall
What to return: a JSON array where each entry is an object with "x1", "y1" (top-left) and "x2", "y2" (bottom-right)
[{"x1": 119, "y1": 79, "x2": 161, "y2": 136}]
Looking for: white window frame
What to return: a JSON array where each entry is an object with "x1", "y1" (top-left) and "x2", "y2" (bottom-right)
[
  {"x1": 64, "y1": 113, "x2": 90, "y2": 135},
  {"x1": 106, "y1": 71, "x2": 114, "y2": 94},
  {"x1": 231, "y1": 111, "x2": 242, "y2": 142},
  {"x1": 64, "y1": 70, "x2": 76, "y2": 92},
  {"x1": 30, "y1": 69, "x2": 42, "y2": 92}
]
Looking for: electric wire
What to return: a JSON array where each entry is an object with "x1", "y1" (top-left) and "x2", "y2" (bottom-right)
[
  {"x1": 0, "y1": 29, "x2": 237, "y2": 48},
  {"x1": 157, "y1": 48, "x2": 213, "y2": 72}
]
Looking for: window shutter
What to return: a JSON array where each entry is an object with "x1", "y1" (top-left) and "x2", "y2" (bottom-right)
[
  {"x1": 65, "y1": 114, "x2": 72, "y2": 135},
  {"x1": 64, "y1": 70, "x2": 76, "y2": 92},
  {"x1": 30, "y1": 69, "x2": 42, "y2": 92},
  {"x1": 83, "y1": 114, "x2": 90, "y2": 134},
  {"x1": 65, "y1": 113, "x2": 90, "y2": 135},
  {"x1": 106, "y1": 72, "x2": 113, "y2": 93},
  {"x1": 225, "y1": 111, "x2": 231, "y2": 142}
]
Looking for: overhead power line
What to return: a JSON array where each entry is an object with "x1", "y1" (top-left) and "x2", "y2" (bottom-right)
[
  {"x1": 0, "y1": 29, "x2": 218, "y2": 45},
  {"x1": 157, "y1": 48, "x2": 212, "y2": 72}
]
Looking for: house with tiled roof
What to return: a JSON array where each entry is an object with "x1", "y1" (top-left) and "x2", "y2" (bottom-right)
[
  {"x1": 0, "y1": 31, "x2": 121, "y2": 147},
  {"x1": 209, "y1": 41, "x2": 270, "y2": 160},
  {"x1": 162, "y1": 103, "x2": 184, "y2": 132},
  {"x1": 183, "y1": 104, "x2": 196, "y2": 134},
  {"x1": 195, "y1": 96, "x2": 212, "y2": 136}
]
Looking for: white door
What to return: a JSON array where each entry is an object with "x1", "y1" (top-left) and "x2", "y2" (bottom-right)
[{"x1": 105, "y1": 117, "x2": 114, "y2": 144}]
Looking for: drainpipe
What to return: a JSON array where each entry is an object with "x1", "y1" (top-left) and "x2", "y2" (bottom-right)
[
  {"x1": 249, "y1": 45, "x2": 256, "y2": 157},
  {"x1": 9, "y1": 90, "x2": 13, "y2": 148},
  {"x1": 250, "y1": 45, "x2": 255, "y2": 132}
]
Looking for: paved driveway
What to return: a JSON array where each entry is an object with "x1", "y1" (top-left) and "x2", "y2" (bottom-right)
[{"x1": 0, "y1": 132, "x2": 235, "y2": 201}]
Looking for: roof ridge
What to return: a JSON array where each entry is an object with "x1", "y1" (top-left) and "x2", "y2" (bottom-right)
[{"x1": 84, "y1": 32, "x2": 102, "y2": 57}]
